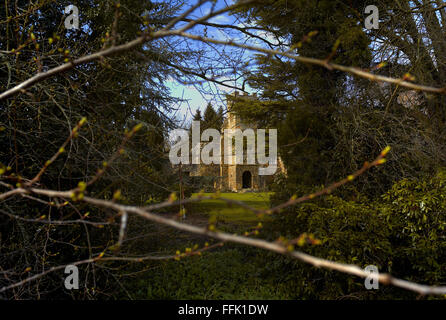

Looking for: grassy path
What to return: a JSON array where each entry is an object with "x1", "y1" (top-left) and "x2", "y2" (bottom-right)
[{"x1": 191, "y1": 192, "x2": 273, "y2": 222}]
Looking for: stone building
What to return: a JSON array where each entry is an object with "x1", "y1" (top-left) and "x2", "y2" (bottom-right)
[{"x1": 182, "y1": 92, "x2": 285, "y2": 192}]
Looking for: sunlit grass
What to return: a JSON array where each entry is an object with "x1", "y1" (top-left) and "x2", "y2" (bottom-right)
[{"x1": 191, "y1": 192, "x2": 273, "y2": 222}]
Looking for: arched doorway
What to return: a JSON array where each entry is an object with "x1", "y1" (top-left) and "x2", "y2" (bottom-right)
[{"x1": 242, "y1": 171, "x2": 252, "y2": 189}]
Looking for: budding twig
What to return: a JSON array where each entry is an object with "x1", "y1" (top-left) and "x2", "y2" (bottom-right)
[
  {"x1": 25, "y1": 117, "x2": 87, "y2": 187},
  {"x1": 264, "y1": 147, "x2": 391, "y2": 215}
]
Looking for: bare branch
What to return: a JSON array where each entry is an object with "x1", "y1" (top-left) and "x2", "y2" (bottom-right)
[
  {"x1": 2, "y1": 148, "x2": 446, "y2": 296},
  {"x1": 2, "y1": 1, "x2": 446, "y2": 100}
]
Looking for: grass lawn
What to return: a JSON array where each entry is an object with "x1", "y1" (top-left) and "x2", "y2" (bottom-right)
[{"x1": 190, "y1": 192, "x2": 274, "y2": 223}]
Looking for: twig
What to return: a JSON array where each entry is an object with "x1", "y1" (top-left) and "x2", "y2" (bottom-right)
[{"x1": 2, "y1": 149, "x2": 446, "y2": 295}]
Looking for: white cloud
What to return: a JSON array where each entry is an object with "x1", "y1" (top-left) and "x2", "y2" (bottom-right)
[
  {"x1": 209, "y1": 14, "x2": 230, "y2": 24},
  {"x1": 256, "y1": 30, "x2": 280, "y2": 45}
]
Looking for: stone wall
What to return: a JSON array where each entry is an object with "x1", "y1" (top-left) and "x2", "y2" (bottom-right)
[{"x1": 175, "y1": 92, "x2": 285, "y2": 193}]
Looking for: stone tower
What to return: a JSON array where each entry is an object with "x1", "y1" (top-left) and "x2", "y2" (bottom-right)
[
  {"x1": 181, "y1": 91, "x2": 285, "y2": 192},
  {"x1": 218, "y1": 91, "x2": 266, "y2": 191}
]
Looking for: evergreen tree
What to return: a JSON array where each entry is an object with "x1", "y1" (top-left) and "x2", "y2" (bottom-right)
[
  {"x1": 0, "y1": 0, "x2": 180, "y2": 299},
  {"x1": 217, "y1": 105, "x2": 225, "y2": 129},
  {"x1": 235, "y1": 0, "x2": 446, "y2": 191},
  {"x1": 192, "y1": 108, "x2": 202, "y2": 121},
  {"x1": 203, "y1": 102, "x2": 219, "y2": 130}
]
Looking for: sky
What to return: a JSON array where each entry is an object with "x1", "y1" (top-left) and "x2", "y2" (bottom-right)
[
  {"x1": 163, "y1": 0, "x2": 444, "y2": 125},
  {"x1": 159, "y1": 0, "x2": 281, "y2": 124}
]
